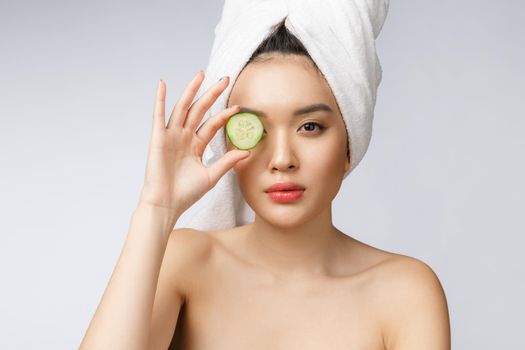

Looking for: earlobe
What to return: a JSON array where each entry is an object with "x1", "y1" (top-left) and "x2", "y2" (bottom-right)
[{"x1": 344, "y1": 154, "x2": 351, "y2": 173}]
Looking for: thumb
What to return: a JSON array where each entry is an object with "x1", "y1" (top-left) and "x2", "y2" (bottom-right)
[{"x1": 207, "y1": 150, "x2": 251, "y2": 187}]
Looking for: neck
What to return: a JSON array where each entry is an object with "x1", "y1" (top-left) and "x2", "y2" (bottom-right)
[{"x1": 242, "y1": 206, "x2": 346, "y2": 280}]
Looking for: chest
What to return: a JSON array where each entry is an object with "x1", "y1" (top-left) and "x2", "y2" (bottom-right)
[{"x1": 170, "y1": 256, "x2": 386, "y2": 350}]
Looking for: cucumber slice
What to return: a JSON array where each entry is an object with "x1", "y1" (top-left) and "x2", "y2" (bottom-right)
[{"x1": 225, "y1": 112, "x2": 264, "y2": 150}]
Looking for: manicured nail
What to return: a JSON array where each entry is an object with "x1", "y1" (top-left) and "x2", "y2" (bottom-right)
[{"x1": 219, "y1": 76, "x2": 229, "y2": 81}]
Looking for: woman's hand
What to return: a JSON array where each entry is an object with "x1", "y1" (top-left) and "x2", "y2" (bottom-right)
[{"x1": 137, "y1": 71, "x2": 249, "y2": 217}]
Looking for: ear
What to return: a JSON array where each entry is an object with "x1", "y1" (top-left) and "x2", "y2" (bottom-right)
[{"x1": 344, "y1": 150, "x2": 351, "y2": 173}]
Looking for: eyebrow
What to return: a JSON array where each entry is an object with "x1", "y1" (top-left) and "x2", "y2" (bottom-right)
[{"x1": 237, "y1": 103, "x2": 333, "y2": 118}]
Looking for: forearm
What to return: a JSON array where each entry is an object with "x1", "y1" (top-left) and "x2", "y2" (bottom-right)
[{"x1": 79, "y1": 203, "x2": 181, "y2": 350}]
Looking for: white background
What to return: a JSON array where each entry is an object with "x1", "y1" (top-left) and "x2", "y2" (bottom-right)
[{"x1": 1, "y1": 0, "x2": 523, "y2": 348}]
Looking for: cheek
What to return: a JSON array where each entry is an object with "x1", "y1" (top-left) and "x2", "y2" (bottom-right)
[
  {"x1": 302, "y1": 138, "x2": 346, "y2": 174},
  {"x1": 234, "y1": 159, "x2": 259, "y2": 203}
]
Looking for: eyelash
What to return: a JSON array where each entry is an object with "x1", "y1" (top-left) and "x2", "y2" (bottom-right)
[
  {"x1": 263, "y1": 122, "x2": 326, "y2": 134},
  {"x1": 301, "y1": 121, "x2": 326, "y2": 133}
]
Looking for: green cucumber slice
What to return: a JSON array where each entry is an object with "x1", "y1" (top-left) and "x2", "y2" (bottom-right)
[{"x1": 225, "y1": 112, "x2": 264, "y2": 150}]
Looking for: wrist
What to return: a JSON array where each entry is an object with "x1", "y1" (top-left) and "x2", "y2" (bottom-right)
[{"x1": 133, "y1": 202, "x2": 182, "y2": 233}]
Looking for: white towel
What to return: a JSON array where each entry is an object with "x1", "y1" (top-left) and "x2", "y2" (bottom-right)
[{"x1": 185, "y1": 0, "x2": 389, "y2": 231}]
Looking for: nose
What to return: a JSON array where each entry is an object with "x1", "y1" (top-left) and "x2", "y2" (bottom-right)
[{"x1": 267, "y1": 131, "x2": 299, "y2": 173}]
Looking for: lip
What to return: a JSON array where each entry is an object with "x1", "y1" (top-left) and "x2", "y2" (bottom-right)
[
  {"x1": 267, "y1": 190, "x2": 304, "y2": 202},
  {"x1": 265, "y1": 182, "x2": 305, "y2": 193}
]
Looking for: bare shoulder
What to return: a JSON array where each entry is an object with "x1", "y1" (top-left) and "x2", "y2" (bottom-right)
[
  {"x1": 372, "y1": 253, "x2": 446, "y2": 291},
  {"x1": 372, "y1": 254, "x2": 451, "y2": 350},
  {"x1": 163, "y1": 227, "x2": 215, "y2": 296},
  {"x1": 168, "y1": 227, "x2": 213, "y2": 261}
]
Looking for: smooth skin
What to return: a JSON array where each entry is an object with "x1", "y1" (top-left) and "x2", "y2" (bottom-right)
[
  {"x1": 80, "y1": 57, "x2": 451, "y2": 349},
  {"x1": 79, "y1": 71, "x2": 250, "y2": 349},
  {"x1": 168, "y1": 55, "x2": 450, "y2": 349}
]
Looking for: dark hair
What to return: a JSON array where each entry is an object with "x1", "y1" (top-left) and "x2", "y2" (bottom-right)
[
  {"x1": 247, "y1": 18, "x2": 318, "y2": 69},
  {"x1": 243, "y1": 18, "x2": 351, "y2": 164}
]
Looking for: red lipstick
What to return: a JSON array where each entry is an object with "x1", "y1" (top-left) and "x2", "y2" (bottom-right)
[{"x1": 265, "y1": 182, "x2": 305, "y2": 203}]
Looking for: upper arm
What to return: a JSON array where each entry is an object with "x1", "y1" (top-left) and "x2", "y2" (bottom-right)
[
  {"x1": 147, "y1": 227, "x2": 212, "y2": 350},
  {"x1": 382, "y1": 257, "x2": 451, "y2": 350}
]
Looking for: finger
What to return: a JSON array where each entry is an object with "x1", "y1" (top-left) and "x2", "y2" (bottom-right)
[
  {"x1": 153, "y1": 79, "x2": 166, "y2": 130},
  {"x1": 195, "y1": 105, "x2": 240, "y2": 149},
  {"x1": 206, "y1": 149, "x2": 251, "y2": 188},
  {"x1": 184, "y1": 76, "x2": 230, "y2": 131},
  {"x1": 167, "y1": 70, "x2": 205, "y2": 129}
]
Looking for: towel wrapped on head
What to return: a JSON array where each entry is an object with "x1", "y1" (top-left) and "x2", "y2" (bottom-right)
[{"x1": 185, "y1": 0, "x2": 389, "y2": 231}]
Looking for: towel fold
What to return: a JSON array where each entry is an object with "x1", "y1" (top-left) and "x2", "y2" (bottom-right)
[{"x1": 185, "y1": 0, "x2": 389, "y2": 231}]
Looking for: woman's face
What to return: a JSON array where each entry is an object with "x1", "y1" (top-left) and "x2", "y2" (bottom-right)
[{"x1": 225, "y1": 55, "x2": 350, "y2": 227}]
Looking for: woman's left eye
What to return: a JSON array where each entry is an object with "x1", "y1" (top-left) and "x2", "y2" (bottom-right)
[{"x1": 300, "y1": 122, "x2": 326, "y2": 133}]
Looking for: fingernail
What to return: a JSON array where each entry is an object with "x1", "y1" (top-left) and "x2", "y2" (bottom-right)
[{"x1": 219, "y1": 76, "x2": 229, "y2": 81}]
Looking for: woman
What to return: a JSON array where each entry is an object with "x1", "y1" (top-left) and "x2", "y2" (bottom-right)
[{"x1": 80, "y1": 10, "x2": 450, "y2": 350}]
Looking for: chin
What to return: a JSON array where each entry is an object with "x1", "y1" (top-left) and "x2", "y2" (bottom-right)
[{"x1": 255, "y1": 205, "x2": 316, "y2": 228}]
